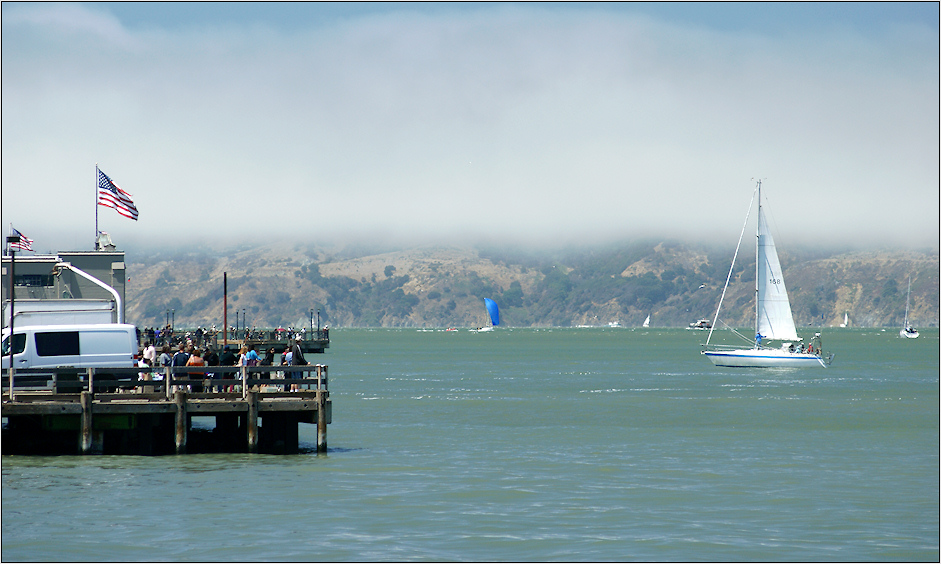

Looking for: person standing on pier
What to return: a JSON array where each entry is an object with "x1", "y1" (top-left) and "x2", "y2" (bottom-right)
[
  {"x1": 283, "y1": 345, "x2": 297, "y2": 392},
  {"x1": 219, "y1": 345, "x2": 237, "y2": 392},
  {"x1": 142, "y1": 342, "x2": 156, "y2": 366},
  {"x1": 291, "y1": 335, "x2": 309, "y2": 391},
  {"x1": 158, "y1": 345, "x2": 172, "y2": 367},
  {"x1": 171, "y1": 344, "x2": 191, "y2": 392},
  {"x1": 186, "y1": 348, "x2": 206, "y2": 392},
  {"x1": 204, "y1": 346, "x2": 219, "y2": 391},
  {"x1": 172, "y1": 344, "x2": 189, "y2": 366},
  {"x1": 261, "y1": 348, "x2": 276, "y2": 366},
  {"x1": 219, "y1": 345, "x2": 236, "y2": 366}
]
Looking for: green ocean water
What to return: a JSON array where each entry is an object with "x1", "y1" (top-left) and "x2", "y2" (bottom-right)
[{"x1": 2, "y1": 328, "x2": 938, "y2": 561}]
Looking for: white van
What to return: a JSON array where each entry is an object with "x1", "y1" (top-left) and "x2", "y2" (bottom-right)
[{"x1": 1, "y1": 324, "x2": 139, "y2": 369}]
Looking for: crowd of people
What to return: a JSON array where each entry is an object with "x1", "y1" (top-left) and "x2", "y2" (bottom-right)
[
  {"x1": 136, "y1": 334, "x2": 314, "y2": 393},
  {"x1": 137, "y1": 325, "x2": 219, "y2": 350},
  {"x1": 137, "y1": 325, "x2": 329, "y2": 351}
]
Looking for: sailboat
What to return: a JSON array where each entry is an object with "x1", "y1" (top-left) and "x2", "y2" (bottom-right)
[
  {"x1": 642, "y1": 314, "x2": 650, "y2": 328},
  {"x1": 840, "y1": 312, "x2": 848, "y2": 328},
  {"x1": 702, "y1": 180, "x2": 833, "y2": 368},
  {"x1": 900, "y1": 276, "x2": 919, "y2": 339},
  {"x1": 473, "y1": 298, "x2": 500, "y2": 332}
]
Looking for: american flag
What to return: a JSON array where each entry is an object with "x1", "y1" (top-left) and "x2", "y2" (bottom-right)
[
  {"x1": 97, "y1": 169, "x2": 139, "y2": 221},
  {"x1": 10, "y1": 228, "x2": 33, "y2": 251}
]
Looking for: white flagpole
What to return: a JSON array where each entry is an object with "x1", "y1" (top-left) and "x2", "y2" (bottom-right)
[{"x1": 95, "y1": 163, "x2": 99, "y2": 250}]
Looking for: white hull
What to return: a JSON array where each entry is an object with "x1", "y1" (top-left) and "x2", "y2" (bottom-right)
[
  {"x1": 703, "y1": 348, "x2": 827, "y2": 368},
  {"x1": 900, "y1": 329, "x2": 919, "y2": 339}
]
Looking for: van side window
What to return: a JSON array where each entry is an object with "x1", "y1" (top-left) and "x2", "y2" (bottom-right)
[
  {"x1": 35, "y1": 332, "x2": 80, "y2": 357},
  {"x1": 1, "y1": 334, "x2": 27, "y2": 356}
]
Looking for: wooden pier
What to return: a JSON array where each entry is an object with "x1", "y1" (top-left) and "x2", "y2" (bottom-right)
[{"x1": 1, "y1": 365, "x2": 330, "y2": 455}]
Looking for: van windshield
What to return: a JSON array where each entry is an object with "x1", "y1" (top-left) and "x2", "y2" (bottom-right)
[{"x1": 1, "y1": 333, "x2": 27, "y2": 356}]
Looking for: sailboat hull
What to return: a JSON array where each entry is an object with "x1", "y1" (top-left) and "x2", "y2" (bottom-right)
[
  {"x1": 900, "y1": 329, "x2": 919, "y2": 339},
  {"x1": 703, "y1": 348, "x2": 827, "y2": 368}
]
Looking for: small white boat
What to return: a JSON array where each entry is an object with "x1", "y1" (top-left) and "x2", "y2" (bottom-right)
[
  {"x1": 840, "y1": 313, "x2": 848, "y2": 328},
  {"x1": 688, "y1": 319, "x2": 712, "y2": 330},
  {"x1": 702, "y1": 180, "x2": 832, "y2": 368},
  {"x1": 642, "y1": 315, "x2": 650, "y2": 328},
  {"x1": 900, "y1": 276, "x2": 919, "y2": 339}
]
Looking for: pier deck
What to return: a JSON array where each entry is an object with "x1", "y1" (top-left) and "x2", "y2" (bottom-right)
[{"x1": 2, "y1": 366, "x2": 330, "y2": 455}]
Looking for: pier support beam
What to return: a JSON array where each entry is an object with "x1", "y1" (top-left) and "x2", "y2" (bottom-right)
[
  {"x1": 174, "y1": 391, "x2": 188, "y2": 454},
  {"x1": 247, "y1": 390, "x2": 259, "y2": 453}
]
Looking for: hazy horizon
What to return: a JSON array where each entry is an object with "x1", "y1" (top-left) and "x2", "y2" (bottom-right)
[{"x1": 3, "y1": 3, "x2": 938, "y2": 252}]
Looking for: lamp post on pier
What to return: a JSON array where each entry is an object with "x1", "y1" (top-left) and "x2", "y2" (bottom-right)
[{"x1": 309, "y1": 309, "x2": 314, "y2": 335}]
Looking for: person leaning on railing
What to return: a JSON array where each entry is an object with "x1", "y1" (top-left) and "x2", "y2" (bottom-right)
[
  {"x1": 290, "y1": 335, "x2": 310, "y2": 391},
  {"x1": 186, "y1": 349, "x2": 206, "y2": 392}
]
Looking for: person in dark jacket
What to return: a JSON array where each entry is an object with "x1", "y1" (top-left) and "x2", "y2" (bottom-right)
[
  {"x1": 291, "y1": 336, "x2": 308, "y2": 389},
  {"x1": 171, "y1": 344, "x2": 191, "y2": 392},
  {"x1": 261, "y1": 347, "x2": 276, "y2": 366}
]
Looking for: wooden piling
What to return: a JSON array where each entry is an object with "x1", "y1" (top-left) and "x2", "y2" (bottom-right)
[
  {"x1": 174, "y1": 390, "x2": 187, "y2": 454},
  {"x1": 80, "y1": 390, "x2": 94, "y2": 454},
  {"x1": 246, "y1": 390, "x2": 259, "y2": 453},
  {"x1": 317, "y1": 389, "x2": 328, "y2": 452}
]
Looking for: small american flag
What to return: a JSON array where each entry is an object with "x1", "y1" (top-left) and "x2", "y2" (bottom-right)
[
  {"x1": 97, "y1": 169, "x2": 139, "y2": 221},
  {"x1": 10, "y1": 228, "x2": 33, "y2": 251}
]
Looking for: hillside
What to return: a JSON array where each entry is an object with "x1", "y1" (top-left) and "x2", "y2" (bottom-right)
[{"x1": 125, "y1": 241, "x2": 939, "y2": 330}]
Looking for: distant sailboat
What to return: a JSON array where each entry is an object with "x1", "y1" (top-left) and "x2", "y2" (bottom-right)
[
  {"x1": 474, "y1": 298, "x2": 500, "y2": 332},
  {"x1": 702, "y1": 180, "x2": 833, "y2": 368},
  {"x1": 840, "y1": 313, "x2": 848, "y2": 328},
  {"x1": 642, "y1": 314, "x2": 650, "y2": 328},
  {"x1": 900, "y1": 277, "x2": 919, "y2": 339}
]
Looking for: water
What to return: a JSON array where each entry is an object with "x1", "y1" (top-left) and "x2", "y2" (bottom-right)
[{"x1": 3, "y1": 328, "x2": 938, "y2": 561}]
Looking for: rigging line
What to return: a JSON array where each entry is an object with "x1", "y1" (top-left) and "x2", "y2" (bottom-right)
[
  {"x1": 716, "y1": 318, "x2": 754, "y2": 345},
  {"x1": 706, "y1": 183, "x2": 758, "y2": 347}
]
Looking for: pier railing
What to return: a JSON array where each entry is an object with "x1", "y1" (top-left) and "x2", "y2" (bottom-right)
[{"x1": 2, "y1": 364, "x2": 328, "y2": 399}]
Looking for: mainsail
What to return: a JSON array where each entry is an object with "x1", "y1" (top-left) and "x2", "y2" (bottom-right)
[{"x1": 756, "y1": 206, "x2": 798, "y2": 341}]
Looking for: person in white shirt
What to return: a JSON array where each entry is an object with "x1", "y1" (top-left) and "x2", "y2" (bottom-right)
[{"x1": 142, "y1": 342, "x2": 157, "y2": 366}]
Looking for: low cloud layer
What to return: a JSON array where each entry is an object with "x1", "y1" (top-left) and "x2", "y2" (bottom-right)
[{"x1": 2, "y1": 3, "x2": 938, "y2": 252}]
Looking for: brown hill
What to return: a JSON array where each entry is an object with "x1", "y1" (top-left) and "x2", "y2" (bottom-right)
[{"x1": 125, "y1": 242, "x2": 939, "y2": 330}]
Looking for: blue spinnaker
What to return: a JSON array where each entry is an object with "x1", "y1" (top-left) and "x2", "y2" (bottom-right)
[{"x1": 484, "y1": 298, "x2": 500, "y2": 326}]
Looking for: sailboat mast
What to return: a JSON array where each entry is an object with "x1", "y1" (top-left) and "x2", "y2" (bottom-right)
[
  {"x1": 904, "y1": 276, "x2": 911, "y2": 327},
  {"x1": 754, "y1": 180, "x2": 761, "y2": 348}
]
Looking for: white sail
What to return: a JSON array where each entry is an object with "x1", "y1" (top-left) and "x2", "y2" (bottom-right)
[
  {"x1": 900, "y1": 276, "x2": 919, "y2": 338},
  {"x1": 756, "y1": 206, "x2": 799, "y2": 341},
  {"x1": 643, "y1": 315, "x2": 650, "y2": 328}
]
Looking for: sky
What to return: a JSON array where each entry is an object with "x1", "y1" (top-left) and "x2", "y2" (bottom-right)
[{"x1": 2, "y1": 2, "x2": 938, "y2": 253}]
